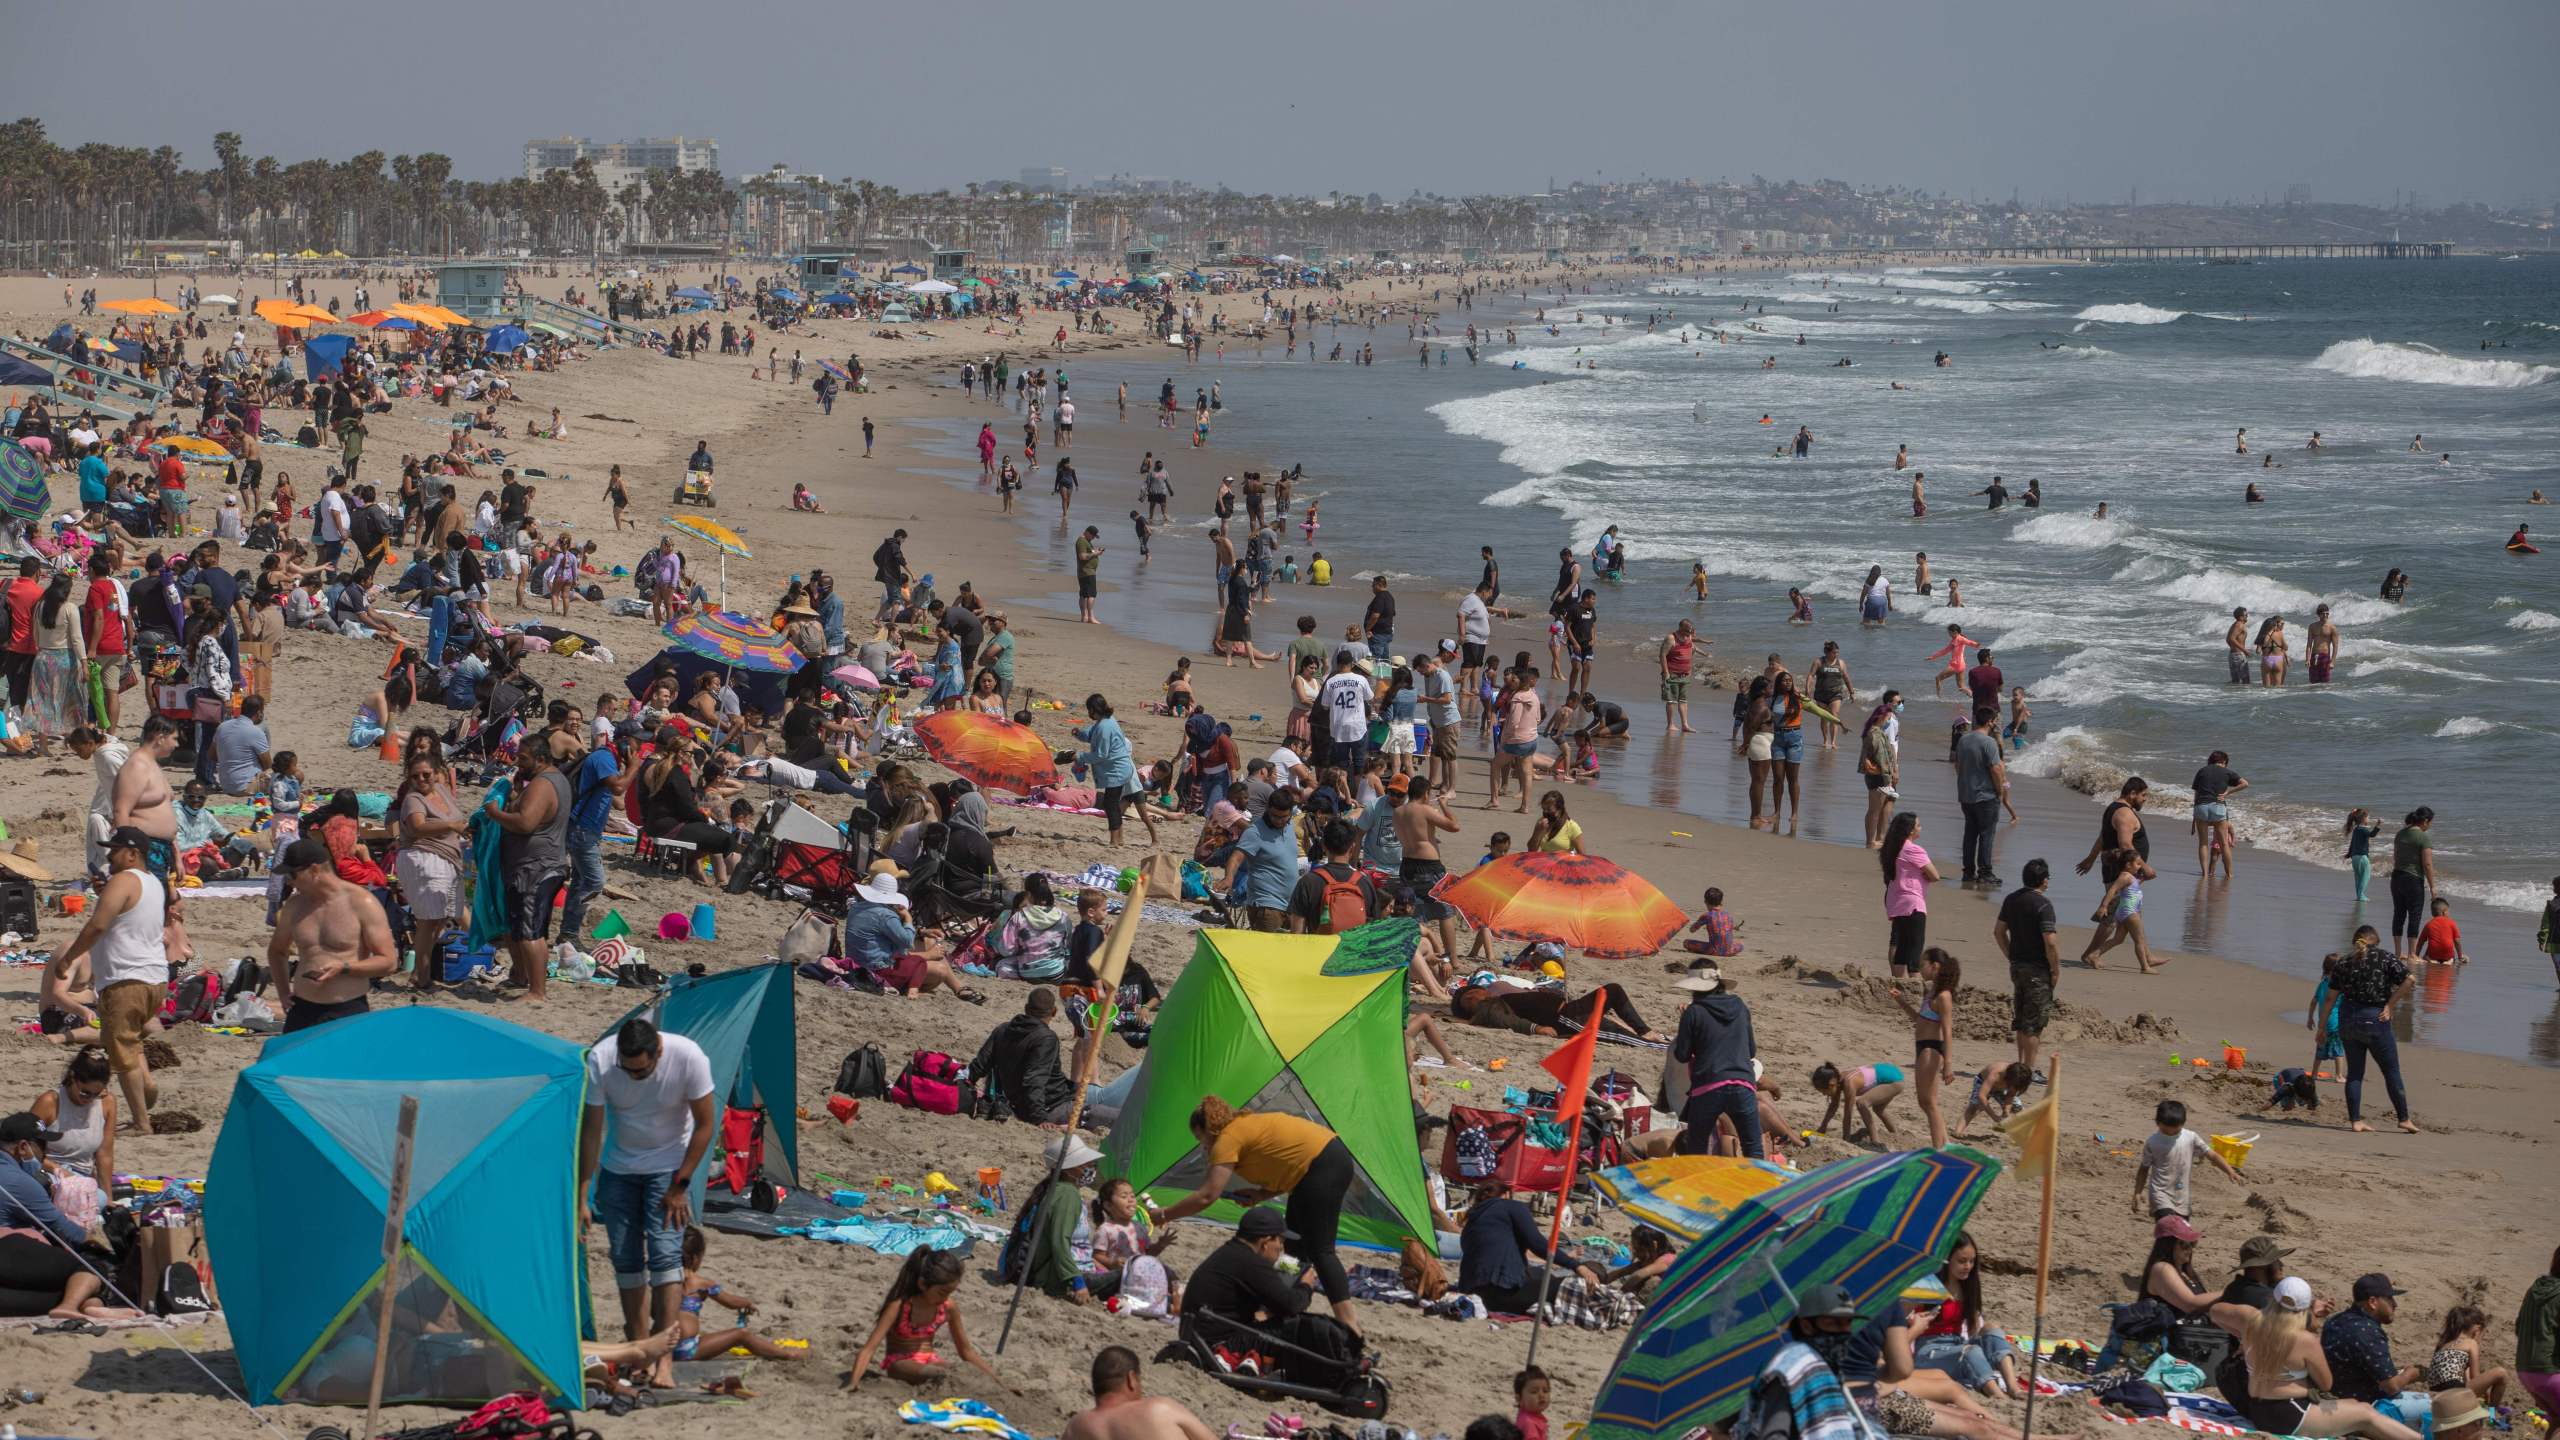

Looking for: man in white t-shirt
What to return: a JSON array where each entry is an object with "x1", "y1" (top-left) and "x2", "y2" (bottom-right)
[
  {"x1": 579, "y1": 1019, "x2": 718, "y2": 1346},
  {"x1": 315, "y1": 477, "x2": 352, "y2": 567},
  {"x1": 1456, "y1": 583, "x2": 1493, "y2": 717},
  {"x1": 1317, "y1": 650, "x2": 1374, "y2": 774},
  {"x1": 1266, "y1": 743, "x2": 1314, "y2": 792}
]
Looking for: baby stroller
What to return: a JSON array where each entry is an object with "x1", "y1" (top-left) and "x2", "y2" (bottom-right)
[{"x1": 1162, "y1": 1309, "x2": 1389, "y2": 1420}]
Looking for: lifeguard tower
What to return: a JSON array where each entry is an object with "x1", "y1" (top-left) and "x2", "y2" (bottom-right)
[
  {"x1": 930, "y1": 247, "x2": 972, "y2": 281},
  {"x1": 436, "y1": 262, "x2": 513, "y2": 322}
]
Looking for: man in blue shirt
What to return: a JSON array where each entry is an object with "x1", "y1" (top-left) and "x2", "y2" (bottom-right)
[
  {"x1": 559, "y1": 734, "x2": 624, "y2": 944},
  {"x1": 1221, "y1": 789, "x2": 1304, "y2": 932},
  {"x1": 2322, "y1": 1273, "x2": 2421, "y2": 1403}
]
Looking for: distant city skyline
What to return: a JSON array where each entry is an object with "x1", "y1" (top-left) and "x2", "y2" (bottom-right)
[{"x1": 6, "y1": 0, "x2": 2555, "y2": 207}]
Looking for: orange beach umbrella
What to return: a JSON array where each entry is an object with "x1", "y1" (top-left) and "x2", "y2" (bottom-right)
[
  {"x1": 1437, "y1": 850, "x2": 1688, "y2": 958},
  {"x1": 101, "y1": 297, "x2": 180, "y2": 316},
  {"x1": 913, "y1": 711, "x2": 1063, "y2": 795}
]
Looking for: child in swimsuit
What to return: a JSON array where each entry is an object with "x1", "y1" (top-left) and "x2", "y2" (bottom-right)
[
  {"x1": 1810, "y1": 1060, "x2": 1906, "y2": 1143},
  {"x1": 1890, "y1": 947, "x2": 1960, "y2": 1149},
  {"x1": 668, "y1": 1226, "x2": 805, "y2": 1372},
  {"x1": 1959, "y1": 1060, "x2": 2035, "y2": 1137},
  {"x1": 846, "y1": 1249, "x2": 1007, "y2": 1394}
]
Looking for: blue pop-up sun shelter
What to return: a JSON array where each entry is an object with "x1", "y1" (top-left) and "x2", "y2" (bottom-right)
[
  {"x1": 599, "y1": 961, "x2": 801, "y2": 1216},
  {"x1": 205, "y1": 1008, "x2": 588, "y2": 1408}
]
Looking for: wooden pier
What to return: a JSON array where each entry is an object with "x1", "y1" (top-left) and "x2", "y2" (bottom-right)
[{"x1": 1889, "y1": 241, "x2": 2453, "y2": 262}]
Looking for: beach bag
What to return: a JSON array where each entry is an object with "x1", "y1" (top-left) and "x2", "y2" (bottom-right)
[
  {"x1": 166, "y1": 967, "x2": 225, "y2": 1024},
  {"x1": 2097, "y1": 1378, "x2": 2169, "y2": 1419},
  {"x1": 154, "y1": 1258, "x2": 214, "y2": 1317},
  {"x1": 834, "y1": 1043, "x2": 890, "y2": 1100},
  {"x1": 1442, "y1": 1106, "x2": 1572, "y2": 1193},
  {"x1": 889, "y1": 1050, "x2": 973, "y2": 1115},
  {"x1": 1314, "y1": 866, "x2": 1370, "y2": 934},
  {"x1": 2166, "y1": 1312, "x2": 2235, "y2": 1374},
  {"x1": 710, "y1": 1106, "x2": 766, "y2": 1194}
]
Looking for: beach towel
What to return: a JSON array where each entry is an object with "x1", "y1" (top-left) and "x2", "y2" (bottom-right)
[
  {"x1": 899, "y1": 1398, "x2": 1038, "y2": 1440},
  {"x1": 466, "y1": 775, "x2": 513, "y2": 948}
]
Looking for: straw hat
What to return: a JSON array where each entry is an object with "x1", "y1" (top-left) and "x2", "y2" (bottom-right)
[
  {"x1": 780, "y1": 600, "x2": 819, "y2": 619},
  {"x1": 0, "y1": 840, "x2": 52, "y2": 884}
]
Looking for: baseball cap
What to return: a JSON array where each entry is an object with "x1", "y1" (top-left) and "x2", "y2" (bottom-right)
[
  {"x1": 1793, "y1": 1281, "x2": 1862, "y2": 1321},
  {"x1": 0, "y1": 1112, "x2": 62, "y2": 1147},
  {"x1": 2235, "y1": 1237, "x2": 2294, "y2": 1271},
  {"x1": 1236, "y1": 1208, "x2": 1298, "y2": 1242},
  {"x1": 1437, "y1": 637, "x2": 1459, "y2": 654},
  {"x1": 2273, "y1": 1277, "x2": 2314, "y2": 1313},
  {"x1": 2352, "y1": 1273, "x2": 2403, "y2": 1303},
  {"x1": 2153, "y1": 1214, "x2": 2202, "y2": 1243},
  {"x1": 1383, "y1": 774, "x2": 1409, "y2": 795},
  {"x1": 104, "y1": 825, "x2": 154, "y2": 854}
]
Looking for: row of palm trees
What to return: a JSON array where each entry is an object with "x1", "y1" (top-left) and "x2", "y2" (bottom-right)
[{"x1": 0, "y1": 118, "x2": 1550, "y2": 268}]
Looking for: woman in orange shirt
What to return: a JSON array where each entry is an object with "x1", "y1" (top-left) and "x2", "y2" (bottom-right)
[{"x1": 1150, "y1": 1096, "x2": 1362, "y2": 1336}]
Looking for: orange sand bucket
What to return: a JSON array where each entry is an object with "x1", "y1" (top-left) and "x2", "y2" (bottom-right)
[
  {"x1": 58, "y1": 893, "x2": 87, "y2": 916},
  {"x1": 377, "y1": 729, "x2": 403, "y2": 762},
  {"x1": 2222, "y1": 1044, "x2": 2246, "y2": 1070}
]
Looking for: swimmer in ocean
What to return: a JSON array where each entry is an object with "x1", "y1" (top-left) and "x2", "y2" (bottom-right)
[
  {"x1": 1945, "y1": 579, "x2": 1964, "y2": 608},
  {"x1": 2307, "y1": 431, "x2": 2324, "y2": 450},
  {"x1": 2245, "y1": 483, "x2": 2265, "y2": 503},
  {"x1": 2022, "y1": 478, "x2": 2043, "y2": 508},
  {"x1": 2531, "y1": 491, "x2": 2550, "y2": 505},
  {"x1": 2094, "y1": 501, "x2": 2110, "y2": 519},
  {"x1": 1976, "y1": 477, "x2": 2009, "y2": 510},
  {"x1": 1688, "y1": 562, "x2": 1709, "y2": 602},
  {"x1": 2410, "y1": 433, "x2": 2425, "y2": 452},
  {"x1": 2235, "y1": 428, "x2": 2249, "y2": 455},
  {"x1": 2261, "y1": 454, "x2": 2282, "y2": 469},
  {"x1": 2509, "y1": 524, "x2": 2539, "y2": 554},
  {"x1": 1913, "y1": 551, "x2": 1932, "y2": 596},
  {"x1": 1788, "y1": 588, "x2": 1813, "y2": 624},
  {"x1": 1911, "y1": 472, "x2": 1927, "y2": 518},
  {"x1": 1894, "y1": 444, "x2": 1908, "y2": 471},
  {"x1": 1928, "y1": 623, "x2": 1981, "y2": 698}
]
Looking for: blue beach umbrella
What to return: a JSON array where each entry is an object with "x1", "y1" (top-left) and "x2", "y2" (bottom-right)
[
  {"x1": 889, "y1": 263, "x2": 924, "y2": 276},
  {"x1": 672, "y1": 286, "x2": 714, "y2": 301},
  {"x1": 1052, "y1": 269, "x2": 1079, "y2": 280},
  {"x1": 1589, "y1": 1147, "x2": 2000, "y2": 1440},
  {"x1": 481, "y1": 325, "x2": 531, "y2": 353}
]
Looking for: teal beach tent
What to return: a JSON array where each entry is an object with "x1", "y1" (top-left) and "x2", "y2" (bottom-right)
[
  {"x1": 600, "y1": 961, "x2": 800, "y2": 1212},
  {"x1": 205, "y1": 1008, "x2": 587, "y2": 1408}
]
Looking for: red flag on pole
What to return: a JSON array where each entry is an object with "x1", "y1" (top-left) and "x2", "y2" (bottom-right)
[{"x1": 1538, "y1": 993, "x2": 1607, "y2": 1125}]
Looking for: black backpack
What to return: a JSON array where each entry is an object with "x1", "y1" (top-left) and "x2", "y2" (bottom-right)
[
  {"x1": 156, "y1": 1260, "x2": 214, "y2": 1317},
  {"x1": 833, "y1": 1044, "x2": 889, "y2": 1099}
]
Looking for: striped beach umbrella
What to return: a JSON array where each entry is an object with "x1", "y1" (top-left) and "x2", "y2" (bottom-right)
[
  {"x1": 1437, "y1": 850, "x2": 1688, "y2": 959},
  {"x1": 913, "y1": 711, "x2": 1062, "y2": 795},
  {"x1": 1588, "y1": 1148, "x2": 2000, "y2": 1440},
  {"x1": 0, "y1": 437, "x2": 49, "y2": 522},
  {"x1": 661, "y1": 610, "x2": 803, "y2": 673}
]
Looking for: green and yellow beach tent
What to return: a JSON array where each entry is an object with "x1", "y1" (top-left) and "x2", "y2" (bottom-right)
[
  {"x1": 1101, "y1": 927, "x2": 1431, "y2": 1251},
  {"x1": 205, "y1": 1008, "x2": 588, "y2": 1408}
]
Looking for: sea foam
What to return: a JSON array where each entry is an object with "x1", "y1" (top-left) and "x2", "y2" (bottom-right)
[{"x1": 2309, "y1": 339, "x2": 2557, "y2": 389}]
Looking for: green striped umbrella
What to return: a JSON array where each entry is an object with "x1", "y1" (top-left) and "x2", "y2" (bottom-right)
[{"x1": 1589, "y1": 1147, "x2": 2000, "y2": 1439}]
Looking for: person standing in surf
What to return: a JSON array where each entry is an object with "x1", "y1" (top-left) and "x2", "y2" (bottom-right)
[
  {"x1": 1861, "y1": 566, "x2": 1893, "y2": 627},
  {"x1": 2224, "y1": 607, "x2": 2253, "y2": 685},
  {"x1": 2305, "y1": 605, "x2": 2340, "y2": 684}
]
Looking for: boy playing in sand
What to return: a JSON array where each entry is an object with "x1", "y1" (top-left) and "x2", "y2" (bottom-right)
[
  {"x1": 1679, "y1": 886, "x2": 1744, "y2": 962},
  {"x1": 2133, "y1": 1099, "x2": 2243, "y2": 1220}
]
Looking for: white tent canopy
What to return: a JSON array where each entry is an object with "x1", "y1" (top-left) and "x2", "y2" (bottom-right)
[{"x1": 906, "y1": 279, "x2": 958, "y2": 294}]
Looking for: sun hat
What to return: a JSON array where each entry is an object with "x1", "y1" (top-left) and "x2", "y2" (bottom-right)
[
  {"x1": 2431, "y1": 1388, "x2": 2492, "y2": 1432},
  {"x1": 1676, "y1": 966, "x2": 1725, "y2": 992},
  {"x1": 854, "y1": 873, "x2": 909, "y2": 908},
  {"x1": 2234, "y1": 1236, "x2": 2293, "y2": 1271},
  {"x1": 0, "y1": 840, "x2": 52, "y2": 884},
  {"x1": 1044, "y1": 1134, "x2": 1104, "y2": 1171}
]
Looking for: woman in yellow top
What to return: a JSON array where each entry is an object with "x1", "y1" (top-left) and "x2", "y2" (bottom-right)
[
  {"x1": 1528, "y1": 790, "x2": 1585, "y2": 853},
  {"x1": 1149, "y1": 1096, "x2": 1362, "y2": 1336}
]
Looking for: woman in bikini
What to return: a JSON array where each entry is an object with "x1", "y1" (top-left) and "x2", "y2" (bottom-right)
[{"x1": 1890, "y1": 947, "x2": 1959, "y2": 1149}]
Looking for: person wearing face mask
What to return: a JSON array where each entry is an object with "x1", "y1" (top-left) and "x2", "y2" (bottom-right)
[{"x1": 0, "y1": 1110, "x2": 132, "y2": 1321}]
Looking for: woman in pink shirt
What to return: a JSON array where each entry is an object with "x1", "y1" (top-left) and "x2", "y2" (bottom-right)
[{"x1": 1879, "y1": 811, "x2": 1940, "y2": 979}]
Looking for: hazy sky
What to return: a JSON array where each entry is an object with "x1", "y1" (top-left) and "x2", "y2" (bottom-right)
[{"x1": 7, "y1": 0, "x2": 2555, "y2": 206}]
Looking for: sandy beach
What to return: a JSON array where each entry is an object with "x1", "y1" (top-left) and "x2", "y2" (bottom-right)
[{"x1": 0, "y1": 258, "x2": 2550, "y2": 1440}]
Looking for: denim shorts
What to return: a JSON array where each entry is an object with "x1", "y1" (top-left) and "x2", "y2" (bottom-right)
[
  {"x1": 596, "y1": 1168, "x2": 685, "y2": 1288},
  {"x1": 1770, "y1": 727, "x2": 1806, "y2": 765},
  {"x1": 2193, "y1": 801, "x2": 2229, "y2": 824}
]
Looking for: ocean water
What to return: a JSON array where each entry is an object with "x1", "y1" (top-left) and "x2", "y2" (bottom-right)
[{"x1": 1002, "y1": 257, "x2": 2560, "y2": 1059}]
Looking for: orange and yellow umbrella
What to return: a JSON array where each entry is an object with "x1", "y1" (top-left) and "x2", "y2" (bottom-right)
[
  {"x1": 387, "y1": 304, "x2": 450, "y2": 331},
  {"x1": 1437, "y1": 850, "x2": 1688, "y2": 958},
  {"x1": 913, "y1": 711, "x2": 1063, "y2": 795},
  {"x1": 101, "y1": 297, "x2": 180, "y2": 316},
  {"x1": 254, "y1": 298, "x2": 317, "y2": 328}
]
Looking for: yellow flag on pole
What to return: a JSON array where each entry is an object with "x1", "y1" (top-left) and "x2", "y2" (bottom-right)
[{"x1": 2000, "y1": 1085, "x2": 2060, "y2": 1182}]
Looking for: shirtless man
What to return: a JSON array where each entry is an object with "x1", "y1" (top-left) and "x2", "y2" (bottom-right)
[
  {"x1": 109, "y1": 716, "x2": 183, "y2": 883},
  {"x1": 1394, "y1": 780, "x2": 1463, "y2": 973},
  {"x1": 2223, "y1": 607, "x2": 2253, "y2": 686},
  {"x1": 266, "y1": 837, "x2": 399, "y2": 1033},
  {"x1": 2305, "y1": 603, "x2": 2340, "y2": 685},
  {"x1": 1061, "y1": 1347, "x2": 1213, "y2": 1440}
]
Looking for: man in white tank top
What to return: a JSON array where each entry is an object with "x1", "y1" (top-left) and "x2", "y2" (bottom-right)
[{"x1": 42, "y1": 826, "x2": 170, "y2": 1134}]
